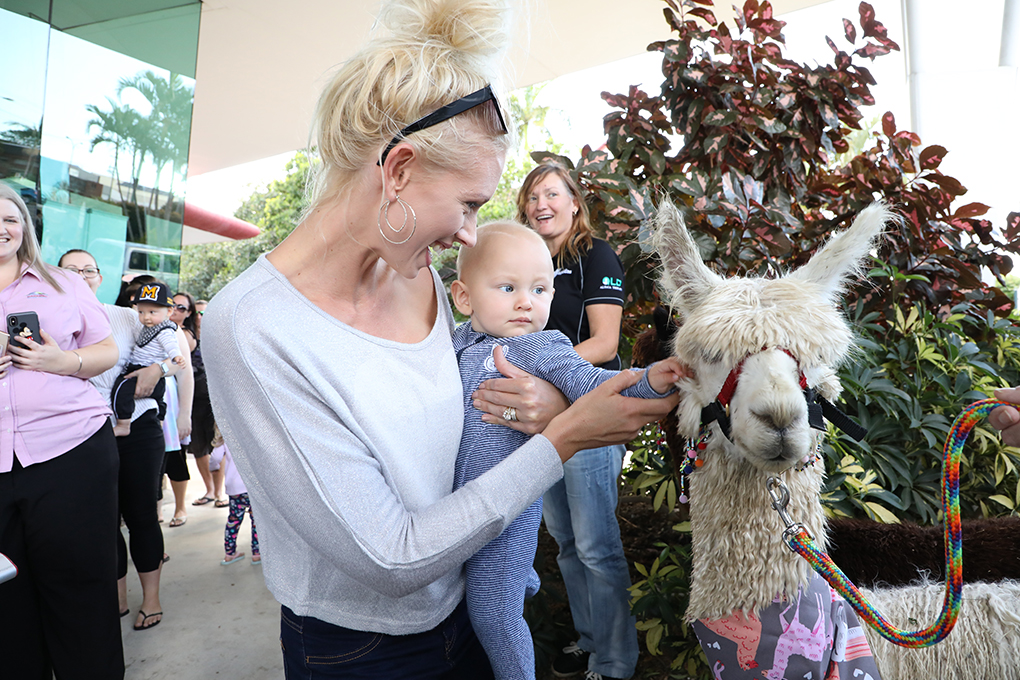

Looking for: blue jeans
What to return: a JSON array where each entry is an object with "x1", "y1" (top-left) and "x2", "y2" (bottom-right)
[
  {"x1": 542, "y1": 444, "x2": 638, "y2": 679},
  {"x1": 280, "y1": 600, "x2": 494, "y2": 679}
]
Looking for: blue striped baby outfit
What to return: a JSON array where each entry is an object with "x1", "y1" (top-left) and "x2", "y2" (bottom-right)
[{"x1": 452, "y1": 324, "x2": 667, "y2": 680}]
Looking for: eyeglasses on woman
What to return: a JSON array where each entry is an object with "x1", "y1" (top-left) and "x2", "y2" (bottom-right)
[{"x1": 62, "y1": 266, "x2": 100, "y2": 279}]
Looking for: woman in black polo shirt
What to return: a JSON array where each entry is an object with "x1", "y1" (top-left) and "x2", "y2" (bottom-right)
[{"x1": 517, "y1": 163, "x2": 638, "y2": 680}]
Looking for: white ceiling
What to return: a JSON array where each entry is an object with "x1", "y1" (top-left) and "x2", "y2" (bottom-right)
[{"x1": 187, "y1": 0, "x2": 830, "y2": 177}]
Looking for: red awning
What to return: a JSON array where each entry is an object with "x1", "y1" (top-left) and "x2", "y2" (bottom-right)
[{"x1": 183, "y1": 202, "x2": 260, "y2": 240}]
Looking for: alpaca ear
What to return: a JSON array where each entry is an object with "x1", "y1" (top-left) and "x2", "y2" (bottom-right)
[
  {"x1": 652, "y1": 199, "x2": 722, "y2": 316},
  {"x1": 788, "y1": 201, "x2": 894, "y2": 300}
]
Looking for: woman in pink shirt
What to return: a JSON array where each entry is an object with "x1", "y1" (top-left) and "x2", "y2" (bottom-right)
[{"x1": 0, "y1": 184, "x2": 122, "y2": 680}]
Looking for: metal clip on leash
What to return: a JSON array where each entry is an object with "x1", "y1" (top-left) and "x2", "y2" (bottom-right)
[{"x1": 766, "y1": 476, "x2": 811, "y2": 549}]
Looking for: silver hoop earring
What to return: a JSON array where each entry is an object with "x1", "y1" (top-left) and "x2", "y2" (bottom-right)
[{"x1": 378, "y1": 196, "x2": 417, "y2": 245}]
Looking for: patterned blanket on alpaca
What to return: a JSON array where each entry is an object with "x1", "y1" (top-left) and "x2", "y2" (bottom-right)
[{"x1": 693, "y1": 573, "x2": 881, "y2": 679}]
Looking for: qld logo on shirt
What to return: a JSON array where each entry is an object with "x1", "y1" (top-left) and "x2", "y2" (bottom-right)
[{"x1": 600, "y1": 276, "x2": 623, "y2": 291}]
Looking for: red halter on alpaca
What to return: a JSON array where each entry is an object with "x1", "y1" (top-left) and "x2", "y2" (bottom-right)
[
  {"x1": 714, "y1": 348, "x2": 809, "y2": 410},
  {"x1": 702, "y1": 348, "x2": 863, "y2": 445}
]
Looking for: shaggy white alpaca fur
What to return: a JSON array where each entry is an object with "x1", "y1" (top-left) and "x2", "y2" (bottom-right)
[
  {"x1": 651, "y1": 199, "x2": 892, "y2": 621},
  {"x1": 861, "y1": 581, "x2": 1020, "y2": 680}
]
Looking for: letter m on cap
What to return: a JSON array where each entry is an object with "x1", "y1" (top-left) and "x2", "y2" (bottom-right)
[{"x1": 140, "y1": 285, "x2": 158, "y2": 301}]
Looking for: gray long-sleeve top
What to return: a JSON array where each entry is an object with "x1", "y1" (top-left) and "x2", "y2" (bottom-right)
[{"x1": 201, "y1": 256, "x2": 563, "y2": 635}]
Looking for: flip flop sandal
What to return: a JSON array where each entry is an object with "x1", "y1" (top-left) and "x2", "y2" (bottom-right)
[
  {"x1": 169, "y1": 516, "x2": 187, "y2": 527},
  {"x1": 120, "y1": 608, "x2": 130, "y2": 618},
  {"x1": 221, "y1": 552, "x2": 246, "y2": 566},
  {"x1": 191, "y1": 496, "x2": 215, "y2": 506},
  {"x1": 162, "y1": 553, "x2": 170, "y2": 564},
  {"x1": 133, "y1": 610, "x2": 162, "y2": 631},
  {"x1": 214, "y1": 499, "x2": 230, "y2": 508}
]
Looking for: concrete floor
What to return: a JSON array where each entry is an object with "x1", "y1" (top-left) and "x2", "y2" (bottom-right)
[{"x1": 121, "y1": 459, "x2": 284, "y2": 679}]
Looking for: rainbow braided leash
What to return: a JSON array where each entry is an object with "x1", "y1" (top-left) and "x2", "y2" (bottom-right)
[{"x1": 771, "y1": 398, "x2": 1006, "y2": 648}]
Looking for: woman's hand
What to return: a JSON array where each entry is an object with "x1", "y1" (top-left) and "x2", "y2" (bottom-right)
[
  {"x1": 472, "y1": 345, "x2": 569, "y2": 434},
  {"x1": 991, "y1": 387, "x2": 1020, "y2": 447},
  {"x1": 0, "y1": 354, "x2": 12, "y2": 379},
  {"x1": 124, "y1": 364, "x2": 163, "y2": 398},
  {"x1": 177, "y1": 413, "x2": 192, "y2": 441},
  {"x1": 543, "y1": 370, "x2": 680, "y2": 463},
  {"x1": 7, "y1": 329, "x2": 77, "y2": 374}
]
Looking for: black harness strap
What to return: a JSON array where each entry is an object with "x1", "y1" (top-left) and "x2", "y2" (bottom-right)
[
  {"x1": 817, "y1": 395, "x2": 868, "y2": 441},
  {"x1": 698, "y1": 389, "x2": 867, "y2": 443}
]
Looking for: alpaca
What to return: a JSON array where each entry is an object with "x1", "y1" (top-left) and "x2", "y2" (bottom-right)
[
  {"x1": 630, "y1": 310, "x2": 1020, "y2": 680},
  {"x1": 652, "y1": 199, "x2": 892, "y2": 678},
  {"x1": 650, "y1": 199, "x2": 1020, "y2": 679},
  {"x1": 652, "y1": 199, "x2": 889, "y2": 616}
]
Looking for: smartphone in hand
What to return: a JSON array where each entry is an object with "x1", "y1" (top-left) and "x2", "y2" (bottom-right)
[
  {"x1": 0, "y1": 552, "x2": 16, "y2": 584},
  {"x1": 7, "y1": 312, "x2": 41, "y2": 349}
]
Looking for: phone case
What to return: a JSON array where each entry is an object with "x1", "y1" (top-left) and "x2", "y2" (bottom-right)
[
  {"x1": 0, "y1": 552, "x2": 16, "y2": 584},
  {"x1": 7, "y1": 312, "x2": 41, "y2": 349}
]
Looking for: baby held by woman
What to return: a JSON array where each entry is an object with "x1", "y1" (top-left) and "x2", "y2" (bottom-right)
[{"x1": 451, "y1": 221, "x2": 687, "y2": 679}]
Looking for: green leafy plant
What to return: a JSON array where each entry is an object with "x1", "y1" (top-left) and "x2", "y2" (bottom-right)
[
  {"x1": 830, "y1": 298, "x2": 1020, "y2": 523},
  {"x1": 629, "y1": 537, "x2": 709, "y2": 679}
]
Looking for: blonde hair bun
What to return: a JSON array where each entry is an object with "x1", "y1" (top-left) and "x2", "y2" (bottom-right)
[
  {"x1": 378, "y1": 0, "x2": 512, "y2": 57},
  {"x1": 307, "y1": 0, "x2": 515, "y2": 212}
]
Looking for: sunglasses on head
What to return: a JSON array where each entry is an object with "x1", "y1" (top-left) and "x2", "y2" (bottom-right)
[{"x1": 377, "y1": 84, "x2": 508, "y2": 166}]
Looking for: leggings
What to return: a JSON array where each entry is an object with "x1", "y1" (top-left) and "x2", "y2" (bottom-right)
[
  {"x1": 224, "y1": 493, "x2": 258, "y2": 556},
  {"x1": 116, "y1": 410, "x2": 166, "y2": 577}
]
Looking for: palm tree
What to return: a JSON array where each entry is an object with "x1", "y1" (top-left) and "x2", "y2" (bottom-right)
[
  {"x1": 0, "y1": 122, "x2": 42, "y2": 181},
  {"x1": 0, "y1": 122, "x2": 42, "y2": 148},
  {"x1": 86, "y1": 98, "x2": 133, "y2": 202},
  {"x1": 118, "y1": 71, "x2": 194, "y2": 216},
  {"x1": 84, "y1": 96, "x2": 150, "y2": 222},
  {"x1": 510, "y1": 84, "x2": 551, "y2": 156}
]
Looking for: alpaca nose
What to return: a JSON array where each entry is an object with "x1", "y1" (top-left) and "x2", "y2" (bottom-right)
[{"x1": 752, "y1": 410, "x2": 795, "y2": 433}]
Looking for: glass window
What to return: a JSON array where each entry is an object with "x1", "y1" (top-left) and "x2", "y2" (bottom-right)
[
  {"x1": 2, "y1": 0, "x2": 201, "y2": 303},
  {"x1": 0, "y1": 8, "x2": 49, "y2": 237}
]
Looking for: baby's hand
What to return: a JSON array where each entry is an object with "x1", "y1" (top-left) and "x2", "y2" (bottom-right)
[
  {"x1": 172, "y1": 356, "x2": 187, "y2": 367},
  {"x1": 646, "y1": 357, "x2": 692, "y2": 395}
]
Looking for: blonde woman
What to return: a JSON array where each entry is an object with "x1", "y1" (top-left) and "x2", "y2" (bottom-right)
[{"x1": 202, "y1": 1, "x2": 678, "y2": 676}]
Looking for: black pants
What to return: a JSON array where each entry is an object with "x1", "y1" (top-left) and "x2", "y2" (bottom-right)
[
  {"x1": 117, "y1": 409, "x2": 166, "y2": 577},
  {"x1": 111, "y1": 363, "x2": 166, "y2": 421},
  {"x1": 0, "y1": 422, "x2": 124, "y2": 680}
]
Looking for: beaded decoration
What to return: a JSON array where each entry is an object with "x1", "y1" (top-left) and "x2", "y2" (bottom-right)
[
  {"x1": 794, "y1": 440, "x2": 823, "y2": 472},
  {"x1": 679, "y1": 426, "x2": 710, "y2": 504},
  {"x1": 679, "y1": 431, "x2": 822, "y2": 504},
  {"x1": 783, "y1": 398, "x2": 1006, "y2": 648}
]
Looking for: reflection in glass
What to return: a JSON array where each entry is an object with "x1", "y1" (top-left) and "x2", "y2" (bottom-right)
[
  {"x1": 1, "y1": 2, "x2": 200, "y2": 303},
  {"x1": 0, "y1": 8, "x2": 49, "y2": 238}
]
